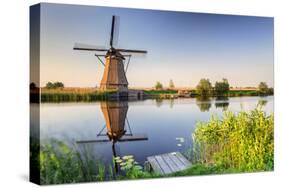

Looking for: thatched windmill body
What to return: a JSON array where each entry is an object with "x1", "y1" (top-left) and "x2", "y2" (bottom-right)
[{"x1": 74, "y1": 16, "x2": 147, "y2": 92}]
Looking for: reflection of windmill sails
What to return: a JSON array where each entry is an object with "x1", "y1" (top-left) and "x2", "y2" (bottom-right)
[{"x1": 76, "y1": 101, "x2": 148, "y2": 171}]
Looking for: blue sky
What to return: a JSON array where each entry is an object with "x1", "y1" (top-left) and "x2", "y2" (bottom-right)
[{"x1": 39, "y1": 3, "x2": 274, "y2": 88}]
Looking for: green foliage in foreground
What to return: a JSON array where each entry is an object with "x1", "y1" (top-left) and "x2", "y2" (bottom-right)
[
  {"x1": 192, "y1": 108, "x2": 274, "y2": 172},
  {"x1": 113, "y1": 156, "x2": 158, "y2": 180},
  {"x1": 39, "y1": 140, "x2": 157, "y2": 184},
  {"x1": 39, "y1": 140, "x2": 105, "y2": 184},
  {"x1": 172, "y1": 164, "x2": 239, "y2": 176}
]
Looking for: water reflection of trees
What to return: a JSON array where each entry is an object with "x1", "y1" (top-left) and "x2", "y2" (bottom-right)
[
  {"x1": 215, "y1": 97, "x2": 229, "y2": 111},
  {"x1": 155, "y1": 98, "x2": 164, "y2": 107},
  {"x1": 258, "y1": 98, "x2": 268, "y2": 106},
  {"x1": 196, "y1": 97, "x2": 212, "y2": 112},
  {"x1": 169, "y1": 99, "x2": 174, "y2": 108}
]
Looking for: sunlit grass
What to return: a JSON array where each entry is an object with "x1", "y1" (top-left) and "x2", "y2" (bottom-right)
[
  {"x1": 192, "y1": 107, "x2": 274, "y2": 172},
  {"x1": 41, "y1": 88, "x2": 117, "y2": 102}
]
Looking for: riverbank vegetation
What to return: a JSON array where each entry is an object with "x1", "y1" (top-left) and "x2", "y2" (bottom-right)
[
  {"x1": 36, "y1": 106, "x2": 273, "y2": 184},
  {"x1": 41, "y1": 88, "x2": 116, "y2": 102},
  {"x1": 39, "y1": 78, "x2": 273, "y2": 102},
  {"x1": 38, "y1": 140, "x2": 159, "y2": 184},
  {"x1": 195, "y1": 79, "x2": 273, "y2": 97},
  {"x1": 191, "y1": 107, "x2": 274, "y2": 172}
]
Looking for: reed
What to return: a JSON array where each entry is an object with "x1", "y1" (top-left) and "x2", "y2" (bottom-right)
[
  {"x1": 41, "y1": 88, "x2": 117, "y2": 102},
  {"x1": 192, "y1": 107, "x2": 274, "y2": 172},
  {"x1": 39, "y1": 140, "x2": 106, "y2": 184},
  {"x1": 38, "y1": 140, "x2": 157, "y2": 184}
]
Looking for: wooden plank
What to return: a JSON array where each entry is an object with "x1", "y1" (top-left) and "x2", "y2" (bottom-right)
[
  {"x1": 147, "y1": 156, "x2": 164, "y2": 175},
  {"x1": 155, "y1": 155, "x2": 172, "y2": 174},
  {"x1": 162, "y1": 154, "x2": 180, "y2": 172},
  {"x1": 169, "y1": 152, "x2": 187, "y2": 171},
  {"x1": 174, "y1": 152, "x2": 192, "y2": 167},
  {"x1": 147, "y1": 152, "x2": 192, "y2": 175}
]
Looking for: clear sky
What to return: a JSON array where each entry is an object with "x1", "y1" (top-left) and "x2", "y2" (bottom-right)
[{"x1": 39, "y1": 3, "x2": 274, "y2": 88}]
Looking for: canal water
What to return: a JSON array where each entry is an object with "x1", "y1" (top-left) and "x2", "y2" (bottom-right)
[{"x1": 38, "y1": 96, "x2": 273, "y2": 172}]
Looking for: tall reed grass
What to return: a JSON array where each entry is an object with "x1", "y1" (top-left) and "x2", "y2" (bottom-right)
[
  {"x1": 41, "y1": 88, "x2": 116, "y2": 102},
  {"x1": 39, "y1": 140, "x2": 107, "y2": 184},
  {"x1": 192, "y1": 107, "x2": 274, "y2": 172}
]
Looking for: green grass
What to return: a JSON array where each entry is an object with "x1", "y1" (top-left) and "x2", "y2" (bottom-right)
[
  {"x1": 192, "y1": 107, "x2": 274, "y2": 172},
  {"x1": 172, "y1": 164, "x2": 240, "y2": 176},
  {"x1": 228, "y1": 90, "x2": 260, "y2": 97},
  {"x1": 41, "y1": 88, "x2": 117, "y2": 102},
  {"x1": 144, "y1": 89, "x2": 177, "y2": 95},
  {"x1": 39, "y1": 140, "x2": 107, "y2": 184},
  {"x1": 40, "y1": 87, "x2": 273, "y2": 102},
  {"x1": 38, "y1": 140, "x2": 158, "y2": 184}
]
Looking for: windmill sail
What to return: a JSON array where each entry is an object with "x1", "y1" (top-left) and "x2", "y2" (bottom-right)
[{"x1": 73, "y1": 15, "x2": 147, "y2": 91}]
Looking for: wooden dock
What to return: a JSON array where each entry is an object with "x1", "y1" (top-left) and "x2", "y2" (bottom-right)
[{"x1": 147, "y1": 152, "x2": 192, "y2": 175}]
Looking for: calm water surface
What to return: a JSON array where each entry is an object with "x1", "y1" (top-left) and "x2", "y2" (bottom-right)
[{"x1": 39, "y1": 96, "x2": 273, "y2": 169}]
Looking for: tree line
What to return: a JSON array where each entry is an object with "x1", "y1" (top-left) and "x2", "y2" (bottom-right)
[
  {"x1": 154, "y1": 79, "x2": 273, "y2": 96},
  {"x1": 45, "y1": 82, "x2": 64, "y2": 89},
  {"x1": 195, "y1": 78, "x2": 273, "y2": 97}
]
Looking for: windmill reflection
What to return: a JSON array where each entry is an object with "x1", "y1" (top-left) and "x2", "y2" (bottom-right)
[{"x1": 77, "y1": 101, "x2": 148, "y2": 172}]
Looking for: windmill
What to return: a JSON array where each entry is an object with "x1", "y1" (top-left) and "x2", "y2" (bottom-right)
[
  {"x1": 74, "y1": 16, "x2": 147, "y2": 93},
  {"x1": 76, "y1": 101, "x2": 148, "y2": 171}
]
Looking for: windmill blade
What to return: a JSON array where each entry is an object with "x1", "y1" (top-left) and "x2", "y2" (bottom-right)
[
  {"x1": 76, "y1": 139, "x2": 111, "y2": 144},
  {"x1": 118, "y1": 134, "x2": 148, "y2": 142},
  {"x1": 112, "y1": 16, "x2": 120, "y2": 47},
  {"x1": 110, "y1": 15, "x2": 115, "y2": 47},
  {"x1": 117, "y1": 48, "x2": 147, "y2": 53},
  {"x1": 73, "y1": 43, "x2": 108, "y2": 52}
]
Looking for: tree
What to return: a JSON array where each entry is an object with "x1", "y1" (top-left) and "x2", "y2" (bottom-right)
[
  {"x1": 46, "y1": 82, "x2": 54, "y2": 89},
  {"x1": 169, "y1": 79, "x2": 175, "y2": 89},
  {"x1": 155, "y1": 81, "x2": 163, "y2": 90},
  {"x1": 53, "y1": 82, "x2": 64, "y2": 88},
  {"x1": 258, "y1": 82, "x2": 269, "y2": 95},
  {"x1": 45, "y1": 81, "x2": 64, "y2": 89},
  {"x1": 214, "y1": 78, "x2": 230, "y2": 96},
  {"x1": 196, "y1": 78, "x2": 212, "y2": 97}
]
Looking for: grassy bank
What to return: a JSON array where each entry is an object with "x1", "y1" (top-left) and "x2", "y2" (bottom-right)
[
  {"x1": 228, "y1": 90, "x2": 260, "y2": 97},
  {"x1": 144, "y1": 89, "x2": 178, "y2": 99},
  {"x1": 40, "y1": 87, "x2": 272, "y2": 102},
  {"x1": 41, "y1": 88, "x2": 116, "y2": 102},
  {"x1": 38, "y1": 140, "x2": 159, "y2": 184},
  {"x1": 192, "y1": 107, "x2": 274, "y2": 172},
  {"x1": 144, "y1": 89, "x2": 271, "y2": 99}
]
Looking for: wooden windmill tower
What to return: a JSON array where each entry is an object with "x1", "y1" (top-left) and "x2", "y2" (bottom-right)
[{"x1": 74, "y1": 16, "x2": 147, "y2": 92}]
